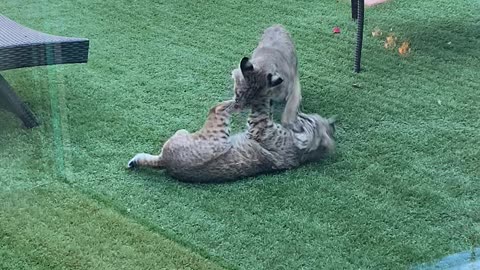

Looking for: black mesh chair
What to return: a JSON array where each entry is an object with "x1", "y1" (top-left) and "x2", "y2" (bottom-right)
[{"x1": 0, "y1": 14, "x2": 89, "y2": 128}]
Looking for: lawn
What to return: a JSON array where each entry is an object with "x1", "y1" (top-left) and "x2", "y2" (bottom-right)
[{"x1": 1, "y1": 0, "x2": 479, "y2": 269}]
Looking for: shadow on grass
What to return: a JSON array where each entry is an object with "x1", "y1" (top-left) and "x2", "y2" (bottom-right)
[
  {"x1": 126, "y1": 166, "x2": 286, "y2": 186},
  {"x1": 125, "y1": 155, "x2": 338, "y2": 187}
]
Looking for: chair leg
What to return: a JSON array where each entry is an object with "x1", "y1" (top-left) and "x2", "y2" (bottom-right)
[
  {"x1": 354, "y1": 0, "x2": 365, "y2": 73},
  {"x1": 0, "y1": 74, "x2": 39, "y2": 128}
]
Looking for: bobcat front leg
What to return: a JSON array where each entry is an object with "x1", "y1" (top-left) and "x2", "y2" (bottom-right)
[
  {"x1": 247, "y1": 96, "x2": 277, "y2": 142},
  {"x1": 247, "y1": 96, "x2": 290, "y2": 169},
  {"x1": 194, "y1": 100, "x2": 236, "y2": 141},
  {"x1": 281, "y1": 76, "x2": 302, "y2": 130}
]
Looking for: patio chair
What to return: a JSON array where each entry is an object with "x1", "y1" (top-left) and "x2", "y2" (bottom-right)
[{"x1": 0, "y1": 14, "x2": 89, "y2": 128}]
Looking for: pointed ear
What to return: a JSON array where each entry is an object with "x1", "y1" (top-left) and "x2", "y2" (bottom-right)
[
  {"x1": 328, "y1": 115, "x2": 337, "y2": 124},
  {"x1": 240, "y1": 57, "x2": 254, "y2": 74},
  {"x1": 328, "y1": 115, "x2": 337, "y2": 132},
  {"x1": 267, "y1": 73, "x2": 284, "y2": 87}
]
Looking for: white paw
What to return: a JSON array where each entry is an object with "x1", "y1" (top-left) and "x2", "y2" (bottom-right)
[{"x1": 127, "y1": 153, "x2": 146, "y2": 169}]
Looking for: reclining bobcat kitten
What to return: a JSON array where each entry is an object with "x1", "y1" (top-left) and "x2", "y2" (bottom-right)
[
  {"x1": 233, "y1": 24, "x2": 302, "y2": 130},
  {"x1": 127, "y1": 96, "x2": 335, "y2": 183}
]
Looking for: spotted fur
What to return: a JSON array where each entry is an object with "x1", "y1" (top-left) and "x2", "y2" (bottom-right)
[{"x1": 128, "y1": 98, "x2": 335, "y2": 183}]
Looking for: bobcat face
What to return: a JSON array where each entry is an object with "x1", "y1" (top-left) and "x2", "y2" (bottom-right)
[
  {"x1": 296, "y1": 114, "x2": 336, "y2": 161},
  {"x1": 316, "y1": 115, "x2": 336, "y2": 151},
  {"x1": 232, "y1": 57, "x2": 283, "y2": 110}
]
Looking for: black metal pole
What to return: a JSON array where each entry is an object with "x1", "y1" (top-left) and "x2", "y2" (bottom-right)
[
  {"x1": 351, "y1": 0, "x2": 358, "y2": 20},
  {"x1": 354, "y1": 0, "x2": 365, "y2": 73}
]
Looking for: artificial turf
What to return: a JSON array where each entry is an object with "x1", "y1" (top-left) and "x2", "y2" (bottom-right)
[
  {"x1": 1, "y1": 0, "x2": 479, "y2": 269},
  {"x1": 0, "y1": 183, "x2": 225, "y2": 270}
]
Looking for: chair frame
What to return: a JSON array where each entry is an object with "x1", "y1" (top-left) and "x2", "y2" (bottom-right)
[{"x1": 0, "y1": 14, "x2": 89, "y2": 128}]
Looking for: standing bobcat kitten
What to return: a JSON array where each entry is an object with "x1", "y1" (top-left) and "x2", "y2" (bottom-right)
[
  {"x1": 128, "y1": 98, "x2": 335, "y2": 183},
  {"x1": 233, "y1": 24, "x2": 302, "y2": 129}
]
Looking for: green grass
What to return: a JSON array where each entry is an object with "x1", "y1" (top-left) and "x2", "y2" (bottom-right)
[
  {"x1": 1, "y1": 0, "x2": 479, "y2": 269},
  {"x1": 0, "y1": 183, "x2": 225, "y2": 270}
]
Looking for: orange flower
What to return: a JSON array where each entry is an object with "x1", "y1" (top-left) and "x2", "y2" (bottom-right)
[
  {"x1": 398, "y1": 41, "x2": 411, "y2": 55},
  {"x1": 384, "y1": 34, "x2": 396, "y2": 49}
]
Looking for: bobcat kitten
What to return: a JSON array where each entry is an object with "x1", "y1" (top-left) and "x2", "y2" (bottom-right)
[
  {"x1": 128, "y1": 98, "x2": 335, "y2": 183},
  {"x1": 233, "y1": 24, "x2": 302, "y2": 129}
]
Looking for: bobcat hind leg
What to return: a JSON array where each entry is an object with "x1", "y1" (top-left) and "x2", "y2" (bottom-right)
[{"x1": 128, "y1": 153, "x2": 165, "y2": 169}]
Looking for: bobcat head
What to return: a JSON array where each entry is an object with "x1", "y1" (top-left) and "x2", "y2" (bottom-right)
[
  {"x1": 294, "y1": 114, "x2": 336, "y2": 161},
  {"x1": 232, "y1": 57, "x2": 283, "y2": 110}
]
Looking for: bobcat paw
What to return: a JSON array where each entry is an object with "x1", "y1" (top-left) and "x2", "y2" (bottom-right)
[
  {"x1": 127, "y1": 158, "x2": 137, "y2": 169},
  {"x1": 215, "y1": 100, "x2": 236, "y2": 113},
  {"x1": 127, "y1": 154, "x2": 142, "y2": 169}
]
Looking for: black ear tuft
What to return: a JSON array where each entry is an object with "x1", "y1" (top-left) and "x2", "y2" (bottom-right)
[
  {"x1": 240, "y1": 57, "x2": 254, "y2": 73},
  {"x1": 267, "y1": 73, "x2": 284, "y2": 87}
]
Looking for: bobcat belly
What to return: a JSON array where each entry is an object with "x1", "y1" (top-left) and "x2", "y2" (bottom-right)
[{"x1": 164, "y1": 134, "x2": 278, "y2": 183}]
